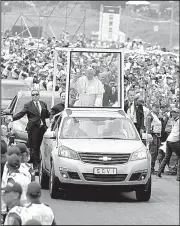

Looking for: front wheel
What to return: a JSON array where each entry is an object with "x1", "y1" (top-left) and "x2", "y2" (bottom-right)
[
  {"x1": 39, "y1": 160, "x2": 49, "y2": 189},
  {"x1": 135, "y1": 177, "x2": 151, "y2": 202},
  {"x1": 49, "y1": 164, "x2": 61, "y2": 199}
]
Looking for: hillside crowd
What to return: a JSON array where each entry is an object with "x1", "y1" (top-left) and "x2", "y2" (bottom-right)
[{"x1": 1, "y1": 35, "x2": 179, "y2": 104}]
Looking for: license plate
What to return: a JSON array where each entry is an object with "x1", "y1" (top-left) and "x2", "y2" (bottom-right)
[{"x1": 94, "y1": 168, "x2": 117, "y2": 175}]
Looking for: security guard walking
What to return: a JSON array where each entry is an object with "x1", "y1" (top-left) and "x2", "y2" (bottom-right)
[
  {"x1": 2, "y1": 182, "x2": 30, "y2": 225},
  {"x1": 146, "y1": 103, "x2": 162, "y2": 172},
  {"x1": 26, "y1": 182, "x2": 56, "y2": 225}
]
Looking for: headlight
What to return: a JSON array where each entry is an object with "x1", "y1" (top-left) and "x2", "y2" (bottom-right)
[
  {"x1": 130, "y1": 147, "x2": 147, "y2": 161},
  {"x1": 58, "y1": 145, "x2": 79, "y2": 160}
]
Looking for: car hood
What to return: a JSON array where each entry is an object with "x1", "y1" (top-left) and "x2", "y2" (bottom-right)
[{"x1": 60, "y1": 139, "x2": 144, "y2": 154}]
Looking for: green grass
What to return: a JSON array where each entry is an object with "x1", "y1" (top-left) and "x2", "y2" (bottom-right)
[{"x1": 1, "y1": 2, "x2": 179, "y2": 48}]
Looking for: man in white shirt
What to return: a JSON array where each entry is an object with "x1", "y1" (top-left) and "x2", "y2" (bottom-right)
[
  {"x1": 2, "y1": 182, "x2": 30, "y2": 225},
  {"x1": 3, "y1": 154, "x2": 31, "y2": 207},
  {"x1": 16, "y1": 143, "x2": 35, "y2": 182},
  {"x1": 71, "y1": 67, "x2": 104, "y2": 107},
  {"x1": 26, "y1": 182, "x2": 56, "y2": 225},
  {"x1": 2, "y1": 145, "x2": 35, "y2": 192},
  {"x1": 157, "y1": 108, "x2": 179, "y2": 181},
  {"x1": 124, "y1": 89, "x2": 145, "y2": 134}
]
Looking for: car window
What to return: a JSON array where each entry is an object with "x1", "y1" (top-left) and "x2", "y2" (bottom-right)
[
  {"x1": 60, "y1": 117, "x2": 139, "y2": 140},
  {"x1": 1, "y1": 83, "x2": 30, "y2": 100},
  {"x1": 14, "y1": 95, "x2": 59, "y2": 114}
]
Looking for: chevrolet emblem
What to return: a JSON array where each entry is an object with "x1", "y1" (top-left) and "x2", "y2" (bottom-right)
[{"x1": 99, "y1": 156, "x2": 111, "y2": 161}]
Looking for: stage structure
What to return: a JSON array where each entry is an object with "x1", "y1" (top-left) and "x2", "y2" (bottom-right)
[
  {"x1": 99, "y1": 5, "x2": 121, "y2": 42},
  {"x1": 9, "y1": 15, "x2": 43, "y2": 38},
  {"x1": 3, "y1": 1, "x2": 87, "y2": 42}
]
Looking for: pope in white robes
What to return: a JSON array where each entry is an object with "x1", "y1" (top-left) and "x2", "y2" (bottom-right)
[{"x1": 71, "y1": 67, "x2": 105, "y2": 107}]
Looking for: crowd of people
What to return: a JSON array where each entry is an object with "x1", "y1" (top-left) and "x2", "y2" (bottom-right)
[
  {"x1": 1, "y1": 35, "x2": 179, "y2": 108},
  {"x1": 1, "y1": 143, "x2": 56, "y2": 225},
  {"x1": 1, "y1": 34, "x2": 179, "y2": 224}
]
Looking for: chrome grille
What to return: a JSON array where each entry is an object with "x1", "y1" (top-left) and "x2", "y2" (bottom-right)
[
  {"x1": 83, "y1": 173, "x2": 127, "y2": 182},
  {"x1": 79, "y1": 153, "x2": 130, "y2": 165}
]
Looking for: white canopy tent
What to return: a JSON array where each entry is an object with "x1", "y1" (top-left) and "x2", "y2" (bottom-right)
[{"x1": 126, "y1": 1, "x2": 150, "y2": 5}]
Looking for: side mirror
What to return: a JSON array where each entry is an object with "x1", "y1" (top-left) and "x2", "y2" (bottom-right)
[
  {"x1": 2, "y1": 109, "x2": 12, "y2": 115},
  {"x1": 141, "y1": 133, "x2": 153, "y2": 142},
  {"x1": 44, "y1": 131, "x2": 56, "y2": 139}
]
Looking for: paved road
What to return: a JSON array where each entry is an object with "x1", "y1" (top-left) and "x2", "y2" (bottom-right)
[{"x1": 40, "y1": 174, "x2": 179, "y2": 225}]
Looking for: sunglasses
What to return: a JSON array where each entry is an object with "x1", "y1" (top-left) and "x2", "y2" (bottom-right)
[{"x1": 32, "y1": 93, "x2": 39, "y2": 96}]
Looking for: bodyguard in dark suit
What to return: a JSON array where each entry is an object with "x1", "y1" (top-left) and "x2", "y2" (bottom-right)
[
  {"x1": 13, "y1": 90, "x2": 50, "y2": 170},
  {"x1": 124, "y1": 89, "x2": 145, "y2": 134},
  {"x1": 50, "y1": 91, "x2": 65, "y2": 119}
]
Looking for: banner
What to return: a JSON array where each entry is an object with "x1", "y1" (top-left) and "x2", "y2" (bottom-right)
[{"x1": 99, "y1": 5, "x2": 121, "y2": 42}]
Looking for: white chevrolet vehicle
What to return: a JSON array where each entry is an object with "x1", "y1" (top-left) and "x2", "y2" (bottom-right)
[{"x1": 40, "y1": 109, "x2": 151, "y2": 202}]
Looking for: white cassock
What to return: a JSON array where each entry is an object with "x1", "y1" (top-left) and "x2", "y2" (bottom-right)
[{"x1": 71, "y1": 76, "x2": 105, "y2": 107}]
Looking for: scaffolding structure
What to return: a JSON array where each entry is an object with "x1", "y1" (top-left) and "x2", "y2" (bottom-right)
[{"x1": 2, "y1": 1, "x2": 87, "y2": 42}]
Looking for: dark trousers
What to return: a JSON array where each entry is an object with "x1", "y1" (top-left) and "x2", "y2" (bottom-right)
[
  {"x1": 149, "y1": 134, "x2": 161, "y2": 169},
  {"x1": 1, "y1": 164, "x2": 4, "y2": 178},
  {"x1": 158, "y1": 141, "x2": 180, "y2": 179},
  {"x1": 161, "y1": 131, "x2": 170, "y2": 142},
  {"x1": 157, "y1": 149, "x2": 166, "y2": 164},
  {"x1": 1, "y1": 154, "x2": 6, "y2": 178},
  {"x1": 28, "y1": 125, "x2": 46, "y2": 168},
  {"x1": 134, "y1": 123, "x2": 146, "y2": 145},
  {"x1": 134, "y1": 123, "x2": 140, "y2": 134}
]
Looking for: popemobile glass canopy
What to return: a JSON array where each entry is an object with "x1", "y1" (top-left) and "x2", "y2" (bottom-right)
[{"x1": 55, "y1": 47, "x2": 124, "y2": 110}]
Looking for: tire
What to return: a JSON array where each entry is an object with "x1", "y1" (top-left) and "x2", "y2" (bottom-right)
[
  {"x1": 39, "y1": 160, "x2": 49, "y2": 189},
  {"x1": 135, "y1": 177, "x2": 151, "y2": 202},
  {"x1": 49, "y1": 164, "x2": 60, "y2": 199}
]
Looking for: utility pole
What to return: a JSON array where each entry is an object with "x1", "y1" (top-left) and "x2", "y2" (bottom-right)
[
  {"x1": 65, "y1": 1, "x2": 68, "y2": 31},
  {"x1": 126, "y1": 5, "x2": 129, "y2": 38},
  {"x1": 21, "y1": 1, "x2": 25, "y2": 38},
  {"x1": 83, "y1": 1, "x2": 86, "y2": 38},
  {"x1": 37, "y1": 16, "x2": 41, "y2": 54},
  {"x1": 169, "y1": 1, "x2": 174, "y2": 50},
  {"x1": 46, "y1": 1, "x2": 48, "y2": 38},
  {"x1": 3, "y1": 4, "x2": 6, "y2": 39}
]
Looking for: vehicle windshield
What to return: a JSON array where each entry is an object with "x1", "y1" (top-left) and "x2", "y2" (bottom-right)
[
  {"x1": 1, "y1": 83, "x2": 30, "y2": 100},
  {"x1": 60, "y1": 117, "x2": 139, "y2": 140},
  {"x1": 15, "y1": 95, "x2": 59, "y2": 114}
]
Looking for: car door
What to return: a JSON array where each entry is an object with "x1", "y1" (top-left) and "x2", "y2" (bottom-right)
[
  {"x1": 1, "y1": 96, "x2": 17, "y2": 126},
  {"x1": 43, "y1": 113, "x2": 62, "y2": 172},
  {"x1": 12, "y1": 96, "x2": 28, "y2": 142}
]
